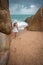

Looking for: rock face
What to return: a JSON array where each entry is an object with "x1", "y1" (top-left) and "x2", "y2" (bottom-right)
[
  {"x1": 0, "y1": 0, "x2": 12, "y2": 65},
  {"x1": 25, "y1": 16, "x2": 33, "y2": 24},
  {"x1": 25, "y1": 16, "x2": 34, "y2": 30},
  {"x1": 0, "y1": 33, "x2": 10, "y2": 65},
  {"x1": 0, "y1": 0, "x2": 9, "y2": 10},
  {"x1": 0, "y1": 0, "x2": 12, "y2": 34},
  {"x1": 26, "y1": 6, "x2": 43, "y2": 31}
]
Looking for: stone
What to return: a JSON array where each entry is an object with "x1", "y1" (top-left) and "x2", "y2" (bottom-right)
[
  {"x1": 25, "y1": 16, "x2": 34, "y2": 30},
  {"x1": 0, "y1": 0, "x2": 12, "y2": 34},
  {"x1": 26, "y1": 5, "x2": 43, "y2": 31},
  {"x1": 0, "y1": 0, "x2": 11, "y2": 65},
  {"x1": 0, "y1": 32, "x2": 10, "y2": 65}
]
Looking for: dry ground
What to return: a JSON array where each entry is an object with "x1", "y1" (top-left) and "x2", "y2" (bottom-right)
[{"x1": 8, "y1": 31, "x2": 43, "y2": 65}]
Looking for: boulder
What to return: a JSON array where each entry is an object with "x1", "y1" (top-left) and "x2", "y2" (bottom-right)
[
  {"x1": 25, "y1": 16, "x2": 33, "y2": 24},
  {"x1": 26, "y1": 5, "x2": 43, "y2": 31},
  {"x1": 0, "y1": 1, "x2": 11, "y2": 65},
  {"x1": 0, "y1": 32, "x2": 10, "y2": 65},
  {"x1": 0, "y1": 0, "x2": 12, "y2": 34},
  {"x1": 25, "y1": 16, "x2": 34, "y2": 30}
]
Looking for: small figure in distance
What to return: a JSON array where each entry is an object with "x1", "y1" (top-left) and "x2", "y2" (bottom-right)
[{"x1": 12, "y1": 22, "x2": 18, "y2": 38}]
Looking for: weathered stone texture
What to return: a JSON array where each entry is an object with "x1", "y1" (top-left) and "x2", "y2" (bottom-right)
[
  {"x1": 0, "y1": 0, "x2": 12, "y2": 34},
  {"x1": 0, "y1": 0, "x2": 11, "y2": 65},
  {"x1": 0, "y1": 33, "x2": 10, "y2": 65},
  {"x1": 25, "y1": 6, "x2": 43, "y2": 31}
]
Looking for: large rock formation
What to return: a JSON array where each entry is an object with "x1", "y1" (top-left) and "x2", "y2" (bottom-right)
[
  {"x1": 0, "y1": 0, "x2": 12, "y2": 34},
  {"x1": 26, "y1": 5, "x2": 43, "y2": 31},
  {"x1": 0, "y1": 0, "x2": 12, "y2": 65},
  {"x1": 0, "y1": 33, "x2": 10, "y2": 65}
]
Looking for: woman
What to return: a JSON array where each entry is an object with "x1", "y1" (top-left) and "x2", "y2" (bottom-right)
[{"x1": 12, "y1": 22, "x2": 18, "y2": 38}]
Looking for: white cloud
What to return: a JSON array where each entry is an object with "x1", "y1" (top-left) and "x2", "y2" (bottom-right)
[
  {"x1": 9, "y1": 4, "x2": 38, "y2": 15},
  {"x1": 30, "y1": 5, "x2": 36, "y2": 8}
]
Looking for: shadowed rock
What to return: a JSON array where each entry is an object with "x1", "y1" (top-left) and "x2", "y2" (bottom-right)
[
  {"x1": 25, "y1": 16, "x2": 34, "y2": 30},
  {"x1": 25, "y1": 16, "x2": 33, "y2": 24},
  {"x1": 0, "y1": 0, "x2": 9, "y2": 10}
]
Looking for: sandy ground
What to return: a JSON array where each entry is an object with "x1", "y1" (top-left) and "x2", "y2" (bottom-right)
[{"x1": 8, "y1": 31, "x2": 43, "y2": 65}]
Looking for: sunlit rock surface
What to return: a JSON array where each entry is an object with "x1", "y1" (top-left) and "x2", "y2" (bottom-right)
[
  {"x1": 0, "y1": 32, "x2": 10, "y2": 65},
  {"x1": 25, "y1": 6, "x2": 43, "y2": 31}
]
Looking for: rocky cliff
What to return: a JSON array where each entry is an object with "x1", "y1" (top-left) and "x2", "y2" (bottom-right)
[
  {"x1": 0, "y1": 0, "x2": 12, "y2": 65},
  {"x1": 25, "y1": 5, "x2": 43, "y2": 31},
  {"x1": 0, "y1": 0, "x2": 12, "y2": 34}
]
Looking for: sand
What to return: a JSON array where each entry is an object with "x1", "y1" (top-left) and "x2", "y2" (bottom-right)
[{"x1": 8, "y1": 31, "x2": 43, "y2": 65}]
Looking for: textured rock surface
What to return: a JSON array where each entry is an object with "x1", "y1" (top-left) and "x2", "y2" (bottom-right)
[
  {"x1": 0, "y1": 0, "x2": 12, "y2": 34},
  {"x1": 0, "y1": 0, "x2": 11, "y2": 65},
  {"x1": 25, "y1": 16, "x2": 34, "y2": 30},
  {"x1": 0, "y1": 0, "x2": 9, "y2": 10},
  {"x1": 26, "y1": 6, "x2": 43, "y2": 31},
  {"x1": 0, "y1": 32, "x2": 10, "y2": 65},
  {"x1": 25, "y1": 16, "x2": 33, "y2": 24}
]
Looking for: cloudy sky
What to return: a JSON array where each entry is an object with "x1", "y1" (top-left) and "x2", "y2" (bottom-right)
[{"x1": 9, "y1": 0, "x2": 43, "y2": 15}]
